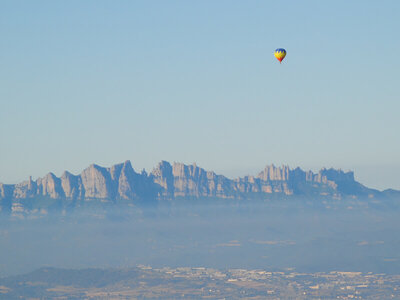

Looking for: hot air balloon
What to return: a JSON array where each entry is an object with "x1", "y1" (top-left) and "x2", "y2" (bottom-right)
[{"x1": 274, "y1": 48, "x2": 286, "y2": 63}]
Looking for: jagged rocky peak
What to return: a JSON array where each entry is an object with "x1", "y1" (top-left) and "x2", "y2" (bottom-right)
[
  {"x1": 169, "y1": 162, "x2": 233, "y2": 198},
  {"x1": 172, "y1": 162, "x2": 191, "y2": 178},
  {"x1": 152, "y1": 161, "x2": 173, "y2": 177},
  {"x1": 110, "y1": 162, "x2": 124, "y2": 182},
  {"x1": 117, "y1": 160, "x2": 141, "y2": 200},
  {"x1": 80, "y1": 164, "x2": 114, "y2": 199},
  {"x1": 257, "y1": 164, "x2": 290, "y2": 181},
  {"x1": 13, "y1": 176, "x2": 37, "y2": 199},
  {"x1": 61, "y1": 171, "x2": 82, "y2": 200},
  {"x1": 172, "y1": 163, "x2": 198, "y2": 196},
  {"x1": 152, "y1": 160, "x2": 215, "y2": 182},
  {"x1": 61, "y1": 170, "x2": 74, "y2": 179},
  {"x1": 36, "y1": 172, "x2": 64, "y2": 199},
  {"x1": 319, "y1": 168, "x2": 355, "y2": 182},
  {"x1": 122, "y1": 160, "x2": 137, "y2": 175},
  {"x1": 172, "y1": 162, "x2": 214, "y2": 179},
  {"x1": 108, "y1": 160, "x2": 137, "y2": 180},
  {"x1": 151, "y1": 161, "x2": 174, "y2": 195}
]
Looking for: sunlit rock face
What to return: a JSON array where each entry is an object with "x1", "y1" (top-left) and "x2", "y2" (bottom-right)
[
  {"x1": 170, "y1": 162, "x2": 232, "y2": 198},
  {"x1": 80, "y1": 164, "x2": 113, "y2": 199},
  {"x1": 61, "y1": 171, "x2": 83, "y2": 200},
  {"x1": 151, "y1": 161, "x2": 174, "y2": 198},
  {"x1": 257, "y1": 165, "x2": 290, "y2": 181},
  {"x1": 36, "y1": 173, "x2": 65, "y2": 199}
]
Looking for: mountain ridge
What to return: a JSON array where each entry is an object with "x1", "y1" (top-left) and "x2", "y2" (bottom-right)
[{"x1": 1, "y1": 160, "x2": 399, "y2": 217}]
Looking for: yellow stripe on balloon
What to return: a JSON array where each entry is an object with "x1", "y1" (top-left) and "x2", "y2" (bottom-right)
[{"x1": 274, "y1": 52, "x2": 286, "y2": 59}]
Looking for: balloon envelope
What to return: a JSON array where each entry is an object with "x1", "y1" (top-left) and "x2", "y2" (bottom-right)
[{"x1": 274, "y1": 48, "x2": 286, "y2": 63}]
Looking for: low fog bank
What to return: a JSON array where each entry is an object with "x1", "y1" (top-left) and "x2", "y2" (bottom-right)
[{"x1": 1, "y1": 200, "x2": 400, "y2": 277}]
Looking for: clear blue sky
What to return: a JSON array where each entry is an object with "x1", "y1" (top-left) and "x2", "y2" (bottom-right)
[{"x1": 1, "y1": 0, "x2": 399, "y2": 190}]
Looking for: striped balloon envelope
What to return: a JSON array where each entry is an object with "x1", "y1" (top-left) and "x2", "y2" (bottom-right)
[{"x1": 274, "y1": 48, "x2": 286, "y2": 63}]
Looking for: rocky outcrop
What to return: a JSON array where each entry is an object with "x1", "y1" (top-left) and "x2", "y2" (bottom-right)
[
  {"x1": 0, "y1": 160, "x2": 395, "y2": 216},
  {"x1": 117, "y1": 161, "x2": 138, "y2": 200},
  {"x1": 150, "y1": 162, "x2": 240, "y2": 199},
  {"x1": 151, "y1": 161, "x2": 174, "y2": 197},
  {"x1": 80, "y1": 164, "x2": 113, "y2": 199},
  {"x1": 61, "y1": 171, "x2": 84, "y2": 200},
  {"x1": 170, "y1": 163, "x2": 234, "y2": 198},
  {"x1": 13, "y1": 176, "x2": 37, "y2": 199},
  {"x1": 117, "y1": 160, "x2": 157, "y2": 201},
  {"x1": 257, "y1": 165, "x2": 290, "y2": 181},
  {"x1": 37, "y1": 173, "x2": 65, "y2": 199}
]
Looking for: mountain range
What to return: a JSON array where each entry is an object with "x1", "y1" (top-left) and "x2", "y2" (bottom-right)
[{"x1": 1, "y1": 160, "x2": 399, "y2": 217}]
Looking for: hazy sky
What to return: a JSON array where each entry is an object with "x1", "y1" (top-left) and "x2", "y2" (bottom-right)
[{"x1": 1, "y1": 0, "x2": 399, "y2": 189}]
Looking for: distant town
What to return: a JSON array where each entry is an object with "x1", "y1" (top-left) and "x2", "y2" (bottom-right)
[{"x1": 1, "y1": 265, "x2": 399, "y2": 299}]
